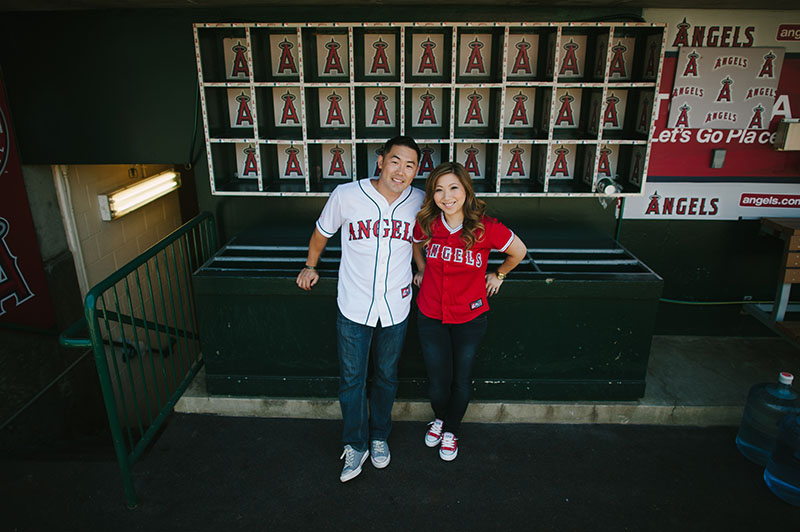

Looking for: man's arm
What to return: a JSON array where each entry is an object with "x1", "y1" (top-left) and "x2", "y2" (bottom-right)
[{"x1": 296, "y1": 228, "x2": 329, "y2": 291}]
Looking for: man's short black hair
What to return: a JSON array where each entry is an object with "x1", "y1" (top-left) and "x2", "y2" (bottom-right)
[{"x1": 382, "y1": 136, "x2": 421, "y2": 164}]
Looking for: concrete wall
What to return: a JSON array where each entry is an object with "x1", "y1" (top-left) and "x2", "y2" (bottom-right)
[{"x1": 63, "y1": 164, "x2": 182, "y2": 288}]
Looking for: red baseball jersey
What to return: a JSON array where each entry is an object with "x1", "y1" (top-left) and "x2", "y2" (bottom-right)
[{"x1": 414, "y1": 213, "x2": 515, "y2": 324}]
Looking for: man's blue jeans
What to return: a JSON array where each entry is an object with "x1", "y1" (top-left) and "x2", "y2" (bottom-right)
[{"x1": 336, "y1": 310, "x2": 408, "y2": 452}]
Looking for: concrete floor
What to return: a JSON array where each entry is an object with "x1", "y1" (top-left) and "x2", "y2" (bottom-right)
[
  {"x1": 3, "y1": 334, "x2": 800, "y2": 529},
  {"x1": 176, "y1": 335, "x2": 800, "y2": 426}
]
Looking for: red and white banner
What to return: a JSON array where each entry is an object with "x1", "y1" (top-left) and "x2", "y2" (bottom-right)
[
  {"x1": 0, "y1": 73, "x2": 55, "y2": 329},
  {"x1": 631, "y1": 9, "x2": 800, "y2": 221},
  {"x1": 625, "y1": 181, "x2": 800, "y2": 220}
]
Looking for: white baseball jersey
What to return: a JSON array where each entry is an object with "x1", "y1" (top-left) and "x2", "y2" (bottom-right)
[{"x1": 316, "y1": 179, "x2": 424, "y2": 327}]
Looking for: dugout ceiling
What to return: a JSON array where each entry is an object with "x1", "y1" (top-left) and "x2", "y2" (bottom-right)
[{"x1": 1, "y1": 1, "x2": 799, "y2": 11}]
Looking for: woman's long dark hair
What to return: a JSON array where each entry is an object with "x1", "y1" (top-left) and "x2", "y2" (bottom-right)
[{"x1": 416, "y1": 162, "x2": 486, "y2": 249}]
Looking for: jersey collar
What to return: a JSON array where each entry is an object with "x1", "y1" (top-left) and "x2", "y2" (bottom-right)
[
  {"x1": 440, "y1": 212, "x2": 463, "y2": 234},
  {"x1": 362, "y1": 178, "x2": 411, "y2": 207}
]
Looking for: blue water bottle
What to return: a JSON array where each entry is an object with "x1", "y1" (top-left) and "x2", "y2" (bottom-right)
[
  {"x1": 764, "y1": 413, "x2": 800, "y2": 507},
  {"x1": 736, "y1": 372, "x2": 800, "y2": 465}
]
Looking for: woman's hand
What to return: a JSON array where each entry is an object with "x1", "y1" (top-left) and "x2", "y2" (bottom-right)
[
  {"x1": 485, "y1": 272, "x2": 504, "y2": 297},
  {"x1": 413, "y1": 270, "x2": 424, "y2": 288}
]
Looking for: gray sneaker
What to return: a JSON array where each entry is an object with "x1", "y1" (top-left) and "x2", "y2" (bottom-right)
[
  {"x1": 339, "y1": 445, "x2": 369, "y2": 482},
  {"x1": 370, "y1": 439, "x2": 391, "y2": 469}
]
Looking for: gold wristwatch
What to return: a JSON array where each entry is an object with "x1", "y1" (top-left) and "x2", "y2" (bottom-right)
[{"x1": 496, "y1": 271, "x2": 507, "y2": 280}]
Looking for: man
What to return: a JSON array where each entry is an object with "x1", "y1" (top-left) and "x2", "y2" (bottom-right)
[{"x1": 296, "y1": 136, "x2": 423, "y2": 482}]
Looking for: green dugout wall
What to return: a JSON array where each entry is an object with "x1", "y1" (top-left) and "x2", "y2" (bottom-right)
[{"x1": 0, "y1": 6, "x2": 785, "y2": 336}]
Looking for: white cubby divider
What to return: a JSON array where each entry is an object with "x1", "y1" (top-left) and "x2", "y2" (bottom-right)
[{"x1": 194, "y1": 21, "x2": 665, "y2": 196}]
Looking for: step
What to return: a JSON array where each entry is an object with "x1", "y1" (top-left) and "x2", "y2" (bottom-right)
[{"x1": 175, "y1": 366, "x2": 743, "y2": 426}]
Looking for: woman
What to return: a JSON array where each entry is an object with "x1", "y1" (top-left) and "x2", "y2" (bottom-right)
[{"x1": 412, "y1": 162, "x2": 527, "y2": 461}]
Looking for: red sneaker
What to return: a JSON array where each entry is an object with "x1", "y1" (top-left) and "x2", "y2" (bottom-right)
[
  {"x1": 439, "y1": 432, "x2": 458, "y2": 461},
  {"x1": 425, "y1": 419, "x2": 444, "y2": 447}
]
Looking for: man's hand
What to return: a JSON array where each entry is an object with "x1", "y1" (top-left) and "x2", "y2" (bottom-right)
[{"x1": 296, "y1": 268, "x2": 320, "y2": 291}]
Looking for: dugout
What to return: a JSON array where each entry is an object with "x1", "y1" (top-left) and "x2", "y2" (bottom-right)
[{"x1": 1, "y1": 5, "x2": 799, "y2": 413}]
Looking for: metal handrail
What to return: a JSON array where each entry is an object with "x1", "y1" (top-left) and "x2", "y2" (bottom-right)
[{"x1": 59, "y1": 212, "x2": 218, "y2": 508}]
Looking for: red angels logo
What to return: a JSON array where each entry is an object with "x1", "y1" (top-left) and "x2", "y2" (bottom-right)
[
  {"x1": 716, "y1": 77, "x2": 733, "y2": 103},
  {"x1": 555, "y1": 93, "x2": 575, "y2": 127},
  {"x1": 505, "y1": 145, "x2": 526, "y2": 177},
  {"x1": 418, "y1": 146, "x2": 435, "y2": 176},
  {"x1": 323, "y1": 38, "x2": 345, "y2": 75},
  {"x1": 370, "y1": 37, "x2": 391, "y2": 74},
  {"x1": 673, "y1": 18, "x2": 692, "y2": 47},
  {"x1": 511, "y1": 38, "x2": 533, "y2": 75},
  {"x1": 597, "y1": 147, "x2": 613, "y2": 176},
  {"x1": 603, "y1": 95, "x2": 620, "y2": 128},
  {"x1": 280, "y1": 91, "x2": 300, "y2": 125},
  {"x1": 672, "y1": 86, "x2": 704, "y2": 98},
  {"x1": 234, "y1": 92, "x2": 254, "y2": 126},
  {"x1": 464, "y1": 91, "x2": 484, "y2": 125},
  {"x1": 418, "y1": 37, "x2": 438, "y2": 74},
  {"x1": 277, "y1": 38, "x2": 298, "y2": 75},
  {"x1": 560, "y1": 39, "x2": 581, "y2": 76},
  {"x1": 608, "y1": 42, "x2": 628, "y2": 78},
  {"x1": 242, "y1": 145, "x2": 258, "y2": 177},
  {"x1": 638, "y1": 98, "x2": 651, "y2": 132},
  {"x1": 0, "y1": 107, "x2": 8, "y2": 176},
  {"x1": 713, "y1": 56, "x2": 748, "y2": 69},
  {"x1": 283, "y1": 147, "x2": 303, "y2": 177},
  {"x1": 745, "y1": 87, "x2": 776, "y2": 100},
  {"x1": 758, "y1": 51, "x2": 776, "y2": 78},
  {"x1": 550, "y1": 146, "x2": 570, "y2": 177},
  {"x1": 325, "y1": 91, "x2": 346, "y2": 126},
  {"x1": 0, "y1": 217, "x2": 34, "y2": 316},
  {"x1": 682, "y1": 50, "x2": 700, "y2": 77},
  {"x1": 630, "y1": 149, "x2": 644, "y2": 185},
  {"x1": 674, "y1": 103, "x2": 691, "y2": 128},
  {"x1": 748, "y1": 104, "x2": 765, "y2": 129},
  {"x1": 328, "y1": 146, "x2": 347, "y2": 176},
  {"x1": 645, "y1": 40, "x2": 658, "y2": 79},
  {"x1": 509, "y1": 92, "x2": 529, "y2": 126},
  {"x1": 418, "y1": 90, "x2": 438, "y2": 125},
  {"x1": 463, "y1": 145, "x2": 481, "y2": 177},
  {"x1": 672, "y1": 17, "x2": 754, "y2": 48},
  {"x1": 230, "y1": 41, "x2": 250, "y2": 77},
  {"x1": 371, "y1": 91, "x2": 391, "y2": 125},
  {"x1": 644, "y1": 191, "x2": 720, "y2": 216},
  {"x1": 704, "y1": 111, "x2": 737, "y2": 124},
  {"x1": 465, "y1": 38, "x2": 486, "y2": 74}
]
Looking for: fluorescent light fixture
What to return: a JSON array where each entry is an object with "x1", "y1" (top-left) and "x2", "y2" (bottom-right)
[{"x1": 98, "y1": 170, "x2": 181, "y2": 221}]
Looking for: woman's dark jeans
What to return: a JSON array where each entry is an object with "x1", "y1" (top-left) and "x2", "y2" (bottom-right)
[{"x1": 417, "y1": 310, "x2": 488, "y2": 435}]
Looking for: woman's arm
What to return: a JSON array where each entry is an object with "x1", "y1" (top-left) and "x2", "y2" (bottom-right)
[
  {"x1": 485, "y1": 235, "x2": 527, "y2": 297},
  {"x1": 413, "y1": 242, "x2": 426, "y2": 288}
]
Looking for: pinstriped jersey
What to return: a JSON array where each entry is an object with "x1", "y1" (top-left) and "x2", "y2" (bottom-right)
[{"x1": 316, "y1": 179, "x2": 424, "y2": 327}]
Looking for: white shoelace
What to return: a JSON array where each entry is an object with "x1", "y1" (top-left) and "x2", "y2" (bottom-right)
[
  {"x1": 340, "y1": 446, "x2": 356, "y2": 467},
  {"x1": 441, "y1": 433, "x2": 457, "y2": 449},
  {"x1": 372, "y1": 440, "x2": 386, "y2": 454},
  {"x1": 428, "y1": 419, "x2": 443, "y2": 435}
]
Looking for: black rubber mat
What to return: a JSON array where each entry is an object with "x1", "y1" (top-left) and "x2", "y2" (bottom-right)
[{"x1": 2, "y1": 414, "x2": 796, "y2": 531}]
